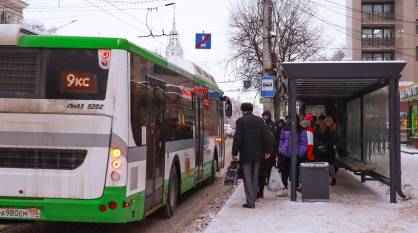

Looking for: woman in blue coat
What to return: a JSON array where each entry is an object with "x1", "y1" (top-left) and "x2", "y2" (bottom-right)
[{"x1": 277, "y1": 115, "x2": 308, "y2": 197}]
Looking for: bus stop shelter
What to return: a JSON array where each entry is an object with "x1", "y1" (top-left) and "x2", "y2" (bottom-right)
[{"x1": 281, "y1": 61, "x2": 406, "y2": 203}]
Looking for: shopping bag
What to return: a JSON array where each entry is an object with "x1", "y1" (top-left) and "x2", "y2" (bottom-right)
[
  {"x1": 224, "y1": 161, "x2": 240, "y2": 187},
  {"x1": 267, "y1": 166, "x2": 283, "y2": 192}
]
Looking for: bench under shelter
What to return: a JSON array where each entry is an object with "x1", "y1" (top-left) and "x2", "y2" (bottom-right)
[{"x1": 281, "y1": 61, "x2": 406, "y2": 203}]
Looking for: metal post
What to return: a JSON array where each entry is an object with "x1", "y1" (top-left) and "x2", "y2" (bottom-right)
[
  {"x1": 394, "y1": 78, "x2": 406, "y2": 199},
  {"x1": 289, "y1": 77, "x2": 297, "y2": 201},
  {"x1": 261, "y1": 0, "x2": 275, "y2": 117},
  {"x1": 262, "y1": 0, "x2": 272, "y2": 72},
  {"x1": 389, "y1": 78, "x2": 397, "y2": 203},
  {"x1": 360, "y1": 96, "x2": 365, "y2": 183}
]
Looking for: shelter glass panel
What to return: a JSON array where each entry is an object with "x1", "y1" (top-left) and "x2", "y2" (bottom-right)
[
  {"x1": 363, "y1": 87, "x2": 389, "y2": 177},
  {"x1": 346, "y1": 98, "x2": 361, "y2": 160}
]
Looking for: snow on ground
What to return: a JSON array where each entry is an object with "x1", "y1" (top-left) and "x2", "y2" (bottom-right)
[
  {"x1": 204, "y1": 153, "x2": 418, "y2": 233},
  {"x1": 401, "y1": 145, "x2": 418, "y2": 154}
]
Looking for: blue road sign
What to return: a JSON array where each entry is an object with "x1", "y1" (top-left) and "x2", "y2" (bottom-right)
[
  {"x1": 243, "y1": 80, "x2": 251, "y2": 89},
  {"x1": 195, "y1": 33, "x2": 211, "y2": 49},
  {"x1": 260, "y1": 76, "x2": 275, "y2": 97}
]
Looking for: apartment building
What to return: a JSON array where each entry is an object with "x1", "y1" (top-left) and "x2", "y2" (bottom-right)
[
  {"x1": 0, "y1": 0, "x2": 27, "y2": 24},
  {"x1": 347, "y1": 0, "x2": 418, "y2": 82},
  {"x1": 347, "y1": 0, "x2": 418, "y2": 146}
]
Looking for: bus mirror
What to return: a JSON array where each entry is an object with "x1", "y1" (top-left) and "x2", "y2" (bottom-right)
[{"x1": 225, "y1": 98, "x2": 232, "y2": 117}]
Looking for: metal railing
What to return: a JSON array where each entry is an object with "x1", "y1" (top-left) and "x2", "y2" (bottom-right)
[
  {"x1": 361, "y1": 37, "x2": 395, "y2": 48},
  {"x1": 362, "y1": 12, "x2": 395, "y2": 23}
]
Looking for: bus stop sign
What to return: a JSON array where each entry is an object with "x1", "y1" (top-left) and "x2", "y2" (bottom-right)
[{"x1": 260, "y1": 75, "x2": 275, "y2": 97}]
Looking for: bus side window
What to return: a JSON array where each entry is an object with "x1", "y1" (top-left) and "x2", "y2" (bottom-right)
[{"x1": 130, "y1": 54, "x2": 150, "y2": 146}]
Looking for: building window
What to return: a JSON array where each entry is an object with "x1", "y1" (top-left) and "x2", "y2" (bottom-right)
[
  {"x1": 416, "y1": 20, "x2": 418, "y2": 34},
  {"x1": 362, "y1": 4, "x2": 372, "y2": 13},
  {"x1": 362, "y1": 28, "x2": 393, "y2": 39},
  {"x1": 0, "y1": 10, "x2": 5, "y2": 24},
  {"x1": 362, "y1": 3, "x2": 393, "y2": 13},
  {"x1": 416, "y1": 47, "x2": 418, "y2": 61},
  {"x1": 362, "y1": 3, "x2": 394, "y2": 21},
  {"x1": 362, "y1": 52, "x2": 394, "y2": 61}
]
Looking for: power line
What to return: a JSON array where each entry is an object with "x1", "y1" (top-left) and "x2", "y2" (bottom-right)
[
  {"x1": 320, "y1": 0, "x2": 417, "y2": 25},
  {"x1": 288, "y1": 1, "x2": 418, "y2": 60},
  {"x1": 313, "y1": 0, "x2": 418, "y2": 40},
  {"x1": 84, "y1": 0, "x2": 148, "y2": 34},
  {"x1": 100, "y1": 0, "x2": 148, "y2": 28}
]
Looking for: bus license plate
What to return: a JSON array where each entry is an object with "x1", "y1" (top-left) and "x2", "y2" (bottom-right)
[{"x1": 0, "y1": 208, "x2": 41, "y2": 219}]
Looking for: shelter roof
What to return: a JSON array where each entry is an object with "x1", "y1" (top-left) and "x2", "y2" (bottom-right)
[{"x1": 282, "y1": 61, "x2": 406, "y2": 102}]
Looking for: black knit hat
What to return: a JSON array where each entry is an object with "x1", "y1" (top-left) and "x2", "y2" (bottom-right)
[
  {"x1": 262, "y1": 110, "x2": 271, "y2": 116},
  {"x1": 240, "y1": 103, "x2": 253, "y2": 112}
]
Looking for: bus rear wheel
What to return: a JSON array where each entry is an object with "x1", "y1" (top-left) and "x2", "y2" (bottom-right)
[
  {"x1": 206, "y1": 159, "x2": 217, "y2": 185},
  {"x1": 162, "y1": 165, "x2": 178, "y2": 218}
]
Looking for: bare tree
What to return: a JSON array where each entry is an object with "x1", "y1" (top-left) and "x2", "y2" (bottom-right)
[
  {"x1": 228, "y1": 0, "x2": 327, "y2": 88},
  {"x1": 22, "y1": 20, "x2": 57, "y2": 34},
  {"x1": 329, "y1": 48, "x2": 345, "y2": 61}
]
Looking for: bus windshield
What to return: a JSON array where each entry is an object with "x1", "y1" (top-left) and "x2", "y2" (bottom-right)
[{"x1": 0, "y1": 48, "x2": 109, "y2": 100}]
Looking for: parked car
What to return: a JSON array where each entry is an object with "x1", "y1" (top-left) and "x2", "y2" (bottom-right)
[{"x1": 224, "y1": 124, "x2": 235, "y2": 138}]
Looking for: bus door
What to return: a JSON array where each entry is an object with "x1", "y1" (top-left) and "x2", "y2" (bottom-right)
[
  {"x1": 145, "y1": 77, "x2": 166, "y2": 211},
  {"x1": 195, "y1": 97, "x2": 204, "y2": 183}
]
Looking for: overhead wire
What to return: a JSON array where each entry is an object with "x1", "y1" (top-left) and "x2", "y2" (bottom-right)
[
  {"x1": 315, "y1": 4, "x2": 418, "y2": 59},
  {"x1": 84, "y1": 0, "x2": 148, "y2": 34},
  {"x1": 286, "y1": 0, "x2": 417, "y2": 60},
  {"x1": 313, "y1": 0, "x2": 418, "y2": 40},
  {"x1": 320, "y1": 0, "x2": 417, "y2": 25},
  {"x1": 99, "y1": 0, "x2": 148, "y2": 28}
]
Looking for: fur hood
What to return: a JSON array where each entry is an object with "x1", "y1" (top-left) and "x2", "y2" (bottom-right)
[{"x1": 320, "y1": 121, "x2": 336, "y2": 133}]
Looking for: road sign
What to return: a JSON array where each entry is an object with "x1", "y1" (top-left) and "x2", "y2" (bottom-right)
[
  {"x1": 243, "y1": 80, "x2": 251, "y2": 89},
  {"x1": 260, "y1": 75, "x2": 275, "y2": 97},
  {"x1": 195, "y1": 33, "x2": 211, "y2": 49}
]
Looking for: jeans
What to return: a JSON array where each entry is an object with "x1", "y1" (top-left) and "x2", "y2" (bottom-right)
[
  {"x1": 329, "y1": 164, "x2": 336, "y2": 179},
  {"x1": 280, "y1": 156, "x2": 305, "y2": 189},
  {"x1": 258, "y1": 158, "x2": 274, "y2": 197},
  {"x1": 241, "y1": 162, "x2": 260, "y2": 206}
]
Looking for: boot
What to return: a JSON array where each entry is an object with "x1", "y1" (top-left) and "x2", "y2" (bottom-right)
[
  {"x1": 276, "y1": 188, "x2": 288, "y2": 197},
  {"x1": 331, "y1": 178, "x2": 336, "y2": 186}
]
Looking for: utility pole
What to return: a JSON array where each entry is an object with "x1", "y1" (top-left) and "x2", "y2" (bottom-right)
[{"x1": 261, "y1": 0, "x2": 275, "y2": 119}]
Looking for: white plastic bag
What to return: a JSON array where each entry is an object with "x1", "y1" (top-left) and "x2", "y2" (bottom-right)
[{"x1": 267, "y1": 166, "x2": 283, "y2": 192}]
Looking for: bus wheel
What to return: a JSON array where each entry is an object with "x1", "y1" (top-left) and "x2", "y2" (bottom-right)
[
  {"x1": 162, "y1": 165, "x2": 178, "y2": 218},
  {"x1": 207, "y1": 159, "x2": 217, "y2": 185}
]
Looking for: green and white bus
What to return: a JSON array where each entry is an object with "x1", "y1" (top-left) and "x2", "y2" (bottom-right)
[{"x1": 0, "y1": 25, "x2": 226, "y2": 223}]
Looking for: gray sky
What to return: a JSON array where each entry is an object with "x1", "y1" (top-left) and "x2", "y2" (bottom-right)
[{"x1": 23, "y1": 0, "x2": 346, "y2": 103}]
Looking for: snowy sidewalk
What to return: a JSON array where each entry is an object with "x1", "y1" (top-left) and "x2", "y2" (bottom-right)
[
  {"x1": 205, "y1": 168, "x2": 418, "y2": 233},
  {"x1": 401, "y1": 145, "x2": 418, "y2": 155}
]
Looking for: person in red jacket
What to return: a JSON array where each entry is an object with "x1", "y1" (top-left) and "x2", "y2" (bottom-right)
[{"x1": 302, "y1": 114, "x2": 315, "y2": 161}]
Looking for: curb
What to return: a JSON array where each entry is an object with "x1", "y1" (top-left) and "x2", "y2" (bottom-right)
[{"x1": 401, "y1": 150, "x2": 418, "y2": 155}]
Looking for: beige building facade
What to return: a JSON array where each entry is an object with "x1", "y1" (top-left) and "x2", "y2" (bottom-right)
[
  {"x1": 347, "y1": 0, "x2": 418, "y2": 82},
  {"x1": 0, "y1": 0, "x2": 27, "y2": 24}
]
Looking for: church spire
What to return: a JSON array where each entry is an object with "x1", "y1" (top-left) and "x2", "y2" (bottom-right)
[
  {"x1": 172, "y1": 4, "x2": 176, "y2": 32},
  {"x1": 166, "y1": 4, "x2": 183, "y2": 58}
]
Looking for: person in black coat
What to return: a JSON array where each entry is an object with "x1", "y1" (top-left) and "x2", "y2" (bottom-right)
[
  {"x1": 232, "y1": 103, "x2": 273, "y2": 208},
  {"x1": 257, "y1": 111, "x2": 276, "y2": 199}
]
